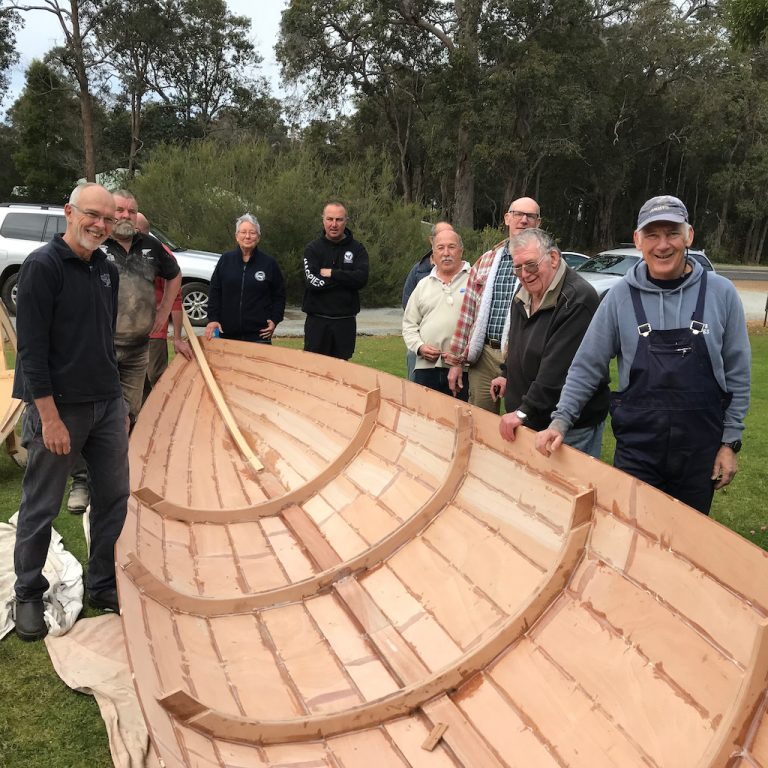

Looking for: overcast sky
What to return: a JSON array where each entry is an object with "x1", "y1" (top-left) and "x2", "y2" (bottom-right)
[{"x1": 2, "y1": 0, "x2": 289, "y2": 114}]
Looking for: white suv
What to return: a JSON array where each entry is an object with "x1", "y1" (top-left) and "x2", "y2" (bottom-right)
[{"x1": 0, "y1": 203, "x2": 220, "y2": 325}]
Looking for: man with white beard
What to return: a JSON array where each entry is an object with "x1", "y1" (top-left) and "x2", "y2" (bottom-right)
[{"x1": 101, "y1": 189, "x2": 181, "y2": 427}]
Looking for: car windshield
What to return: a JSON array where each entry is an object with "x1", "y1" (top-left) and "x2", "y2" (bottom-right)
[
  {"x1": 576, "y1": 254, "x2": 638, "y2": 276},
  {"x1": 149, "y1": 224, "x2": 183, "y2": 252}
]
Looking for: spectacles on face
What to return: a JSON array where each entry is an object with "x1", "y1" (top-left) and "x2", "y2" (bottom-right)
[
  {"x1": 70, "y1": 204, "x2": 116, "y2": 226},
  {"x1": 508, "y1": 210, "x2": 541, "y2": 221},
  {"x1": 512, "y1": 253, "x2": 548, "y2": 275}
]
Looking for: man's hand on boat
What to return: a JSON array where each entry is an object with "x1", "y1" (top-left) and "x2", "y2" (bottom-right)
[
  {"x1": 536, "y1": 427, "x2": 565, "y2": 456},
  {"x1": 36, "y1": 396, "x2": 71, "y2": 455}
]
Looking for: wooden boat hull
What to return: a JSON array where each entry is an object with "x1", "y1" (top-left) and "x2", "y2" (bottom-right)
[
  {"x1": 117, "y1": 339, "x2": 768, "y2": 767},
  {"x1": 0, "y1": 303, "x2": 25, "y2": 461}
]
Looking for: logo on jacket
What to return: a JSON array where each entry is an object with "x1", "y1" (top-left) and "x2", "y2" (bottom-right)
[
  {"x1": 100, "y1": 273, "x2": 111, "y2": 288},
  {"x1": 344, "y1": 251, "x2": 354, "y2": 263},
  {"x1": 142, "y1": 249, "x2": 152, "y2": 259},
  {"x1": 254, "y1": 271, "x2": 266, "y2": 281}
]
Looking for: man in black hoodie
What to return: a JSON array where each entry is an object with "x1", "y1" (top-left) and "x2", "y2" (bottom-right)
[{"x1": 302, "y1": 202, "x2": 369, "y2": 360}]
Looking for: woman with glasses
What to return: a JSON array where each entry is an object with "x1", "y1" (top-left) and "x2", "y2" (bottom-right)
[{"x1": 205, "y1": 213, "x2": 286, "y2": 344}]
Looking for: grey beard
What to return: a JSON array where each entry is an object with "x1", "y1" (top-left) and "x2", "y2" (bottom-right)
[{"x1": 113, "y1": 220, "x2": 136, "y2": 238}]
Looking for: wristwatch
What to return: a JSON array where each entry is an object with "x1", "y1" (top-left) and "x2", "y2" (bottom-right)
[
  {"x1": 721, "y1": 440, "x2": 742, "y2": 453},
  {"x1": 515, "y1": 410, "x2": 528, "y2": 423}
]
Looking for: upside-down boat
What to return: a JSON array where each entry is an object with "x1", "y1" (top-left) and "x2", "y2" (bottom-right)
[
  {"x1": 0, "y1": 302, "x2": 26, "y2": 464},
  {"x1": 116, "y1": 329, "x2": 768, "y2": 768}
]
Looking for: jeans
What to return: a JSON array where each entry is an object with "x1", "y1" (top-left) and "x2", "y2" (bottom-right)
[
  {"x1": 564, "y1": 421, "x2": 606, "y2": 460},
  {"x1": 14, "y1": 398, "x2": 130, "y2": 601},
  {"x1": 115, "y1": 342, "x2": 150, "y2": 424}
]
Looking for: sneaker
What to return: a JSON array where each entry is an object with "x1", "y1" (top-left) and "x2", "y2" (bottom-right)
[
  {"x1": 67, "y1": 482, "x2": 90, "y2": 514},
  {"x1": 88, "y1": 588, "x2": 119, "y2": 613},
  {"x1": 14, "y1": 600, "x2": 48, "y2": 642}
]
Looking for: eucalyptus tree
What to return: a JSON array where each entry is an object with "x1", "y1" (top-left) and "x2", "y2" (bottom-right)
[
  {"x1": 5, "y1": 0, "x2": 107, "y2": 181},
  {"x1": 0, "y1": 5, "x2": 21, "y2": 104},
  {"x1": 9, "y1": 59, "x2": 83, "y2": 199},
  {"x1": 94, "y1": 0, "x2": 171, "y2": 176},
  {"x1": 142, "y1": 0, "x2": 258, "y2": 130}
]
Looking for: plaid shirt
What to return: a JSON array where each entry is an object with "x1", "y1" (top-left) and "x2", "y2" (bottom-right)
[{"x1": 446, "y1": 240, "x2": 509, "y2": 364}]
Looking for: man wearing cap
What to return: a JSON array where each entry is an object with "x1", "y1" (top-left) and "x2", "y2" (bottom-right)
[
  {"x1": 535, "y1": 195, "x2": 751, "y2": 515},
  {"x1": 444, "y1": 197, "x2": 541, "y2": 412}
]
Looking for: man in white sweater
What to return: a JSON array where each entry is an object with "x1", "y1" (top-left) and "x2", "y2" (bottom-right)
[{"x1": 402, "y1": 229, "x2": 470, "y2": 399}]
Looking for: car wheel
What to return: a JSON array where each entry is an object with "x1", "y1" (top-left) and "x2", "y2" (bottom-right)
[
  {"x1": 181, "y1": 281, "x2": 210, "y2": 327},
  {"x1": 1, "y1": 272, "x2": 19, "y2": 315}
]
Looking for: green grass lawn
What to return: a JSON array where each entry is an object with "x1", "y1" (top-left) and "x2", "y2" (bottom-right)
[{"x1": 0, "y1": 330, "x2": 765, "y2": 767}]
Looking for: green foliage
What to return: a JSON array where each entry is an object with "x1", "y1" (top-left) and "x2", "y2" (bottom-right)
[
  {"x1": 0, "y1": 6, "x2": 21, "y2": 104},
  {"x1": 131, "y1": 139, "x2": 430, "y2": 305},
  {"x1": 8, "y1": 60, "x2": 83, "y2": 201},
  {"x1": 724, "y1": 0, "x2": 768, "y2": 49}
]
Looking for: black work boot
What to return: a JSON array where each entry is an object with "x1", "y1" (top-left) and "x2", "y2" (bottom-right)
[
  {"x1": 14, "y1": 600, "x2": 48, "y2": 642},
  {"x1": 88, "y1": 588, "x2": 119, "y2": 613}
]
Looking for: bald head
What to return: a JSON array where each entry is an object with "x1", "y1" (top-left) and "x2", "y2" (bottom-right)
[
  {"x1": 136, "y1": 212, "x2": 150, "y2": 235},
  {"x1": 504, "y1": 197, "x2": 541, "y2": 236},
  {"x1": 429, "y1": 221, "x2": 454, "y2": 243}
]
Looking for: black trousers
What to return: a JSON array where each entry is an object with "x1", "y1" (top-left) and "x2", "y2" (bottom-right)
[
  {"x1": 14, "y1": 398, "x2": 130, "y2": 601},
  {"x1": 304, "y1": 315, "x2": 356, "y2": 360},
  {"x1": 414, "y1": 367, "x2": 469, "y2": 402}
]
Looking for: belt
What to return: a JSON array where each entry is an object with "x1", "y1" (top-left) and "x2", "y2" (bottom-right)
[{"x1": 485, "y1": 338, "x2": 501, "y2": 349}]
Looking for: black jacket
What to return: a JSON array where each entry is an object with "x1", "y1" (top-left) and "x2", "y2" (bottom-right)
[
  {"x1": 207, "y1": 246, "x2": 286, "y2": 339},
  {"x1": 302, "y1": 228, "x2": 369, "y2": 317},
  {"x1": 13, "y1": 235, "x2": 122, "y2": 404},
  {"x1": 502, "y1": 267, "x2": 609, "y2": 431},
  {"x1": 401, "y1": 249, "x2": 433, "y2": 309}
]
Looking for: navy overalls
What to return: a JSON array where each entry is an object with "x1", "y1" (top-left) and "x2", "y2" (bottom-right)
[{"x1": 609, "y1": 271, "x2": 731, "y2": 514}]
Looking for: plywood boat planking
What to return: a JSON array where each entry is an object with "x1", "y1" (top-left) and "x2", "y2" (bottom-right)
[
  {"x1": 117, "y1": 338, "x2": 768, "y2": 767},
  {"x1": 0, "y1": 302, "x2": 26, "y2": 464}
]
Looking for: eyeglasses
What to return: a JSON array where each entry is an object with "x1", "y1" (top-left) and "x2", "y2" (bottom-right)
[
  {"x1": 507, "y1": 210, "x2": 541, "y2": 220},
  {"x1": 70, "y1": 204, "x2": 116, "y2": 226},
  {"x1": 512, "y1": 253, "x2": 548, "y2": 275}
]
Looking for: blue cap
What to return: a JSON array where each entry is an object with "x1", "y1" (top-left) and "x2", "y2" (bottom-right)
[{"x1": 637, "y1": 195, "x2": 689, "y2": 230}]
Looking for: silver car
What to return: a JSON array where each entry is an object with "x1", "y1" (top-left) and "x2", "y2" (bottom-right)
[
  {"x1": 575, "y1": 246, "x2": 715, "y2": 298},
  {"x1": 0, "y1": 203, "x2": 219, "y2": 325}
]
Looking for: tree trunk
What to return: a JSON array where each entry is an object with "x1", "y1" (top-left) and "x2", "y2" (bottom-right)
[
  {"x1": 128, "y1": 88, "x2": 144, "y2": 179},
  {"x1": 756, "y1": 218, "x2": 768, "y2": 265},
  {"x1": 453, "y1": 116, "x2": 474, "y2": 228},
  {"x1": 69, "y1": 0, "x2": 96, "y2": 181}
]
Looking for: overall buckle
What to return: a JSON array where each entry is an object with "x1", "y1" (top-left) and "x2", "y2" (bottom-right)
[
  {"x1": 637, "y1": 323, "x2": 652, "y2": 337},
  {"x1": 689, "y1": 320, "x2": 705, "y2": 335}
]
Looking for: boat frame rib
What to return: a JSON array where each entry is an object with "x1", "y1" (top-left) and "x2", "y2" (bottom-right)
[
  {"x1": 132, "y1": 388, "x2": 382, "y2": 523},
  {"x1": 121, "y1": 407, "x2": 473, "y2": 614},
  {"x1": 153, "y1": 490, "x2": 594, "y2": 745}
]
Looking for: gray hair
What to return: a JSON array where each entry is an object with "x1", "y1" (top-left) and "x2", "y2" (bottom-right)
[
  {"x1": 236, "y1": 213, "x2": 260, "y2": 236},
  {"x1": 69, "y1": 182, "x2": 101, "y2": 206},
  {"x1": 508, "y1": 228, "x2": 559, "y2": 259},
  {"x1": 111, "y1": 188, "x2": 136, "y2": 202}
]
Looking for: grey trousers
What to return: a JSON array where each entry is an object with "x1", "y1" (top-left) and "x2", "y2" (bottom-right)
[{"x1": 14, "y1": 398, "x2": 129, "y2": 601}]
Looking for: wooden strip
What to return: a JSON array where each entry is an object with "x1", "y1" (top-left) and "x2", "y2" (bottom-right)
[
  {"x1": 154, "y1": 521, "x2": 590, "y2": 744},
  {"x1": 182, "y1": 311, "x2": 263, "y2": 472},
  {"x1": 421, "y1": 723, "x2": 448, "y2": 752},
  {"x1": 696, "y1": 620, "x2": 768, "y2": 768},
  {"x1": 123, "y1": 410, "x2": 473, "y2": 614},
  {"x1": 136, "y1": 388, "x2": 380, "y2": 523}
]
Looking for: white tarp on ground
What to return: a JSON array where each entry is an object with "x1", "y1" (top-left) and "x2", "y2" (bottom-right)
[
  {"x1": 45, "y1": 614, "x2": 161, "y2": 768},
  {"x1": 0, "y1": 512, "x2": 83, "y2": 639}
]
